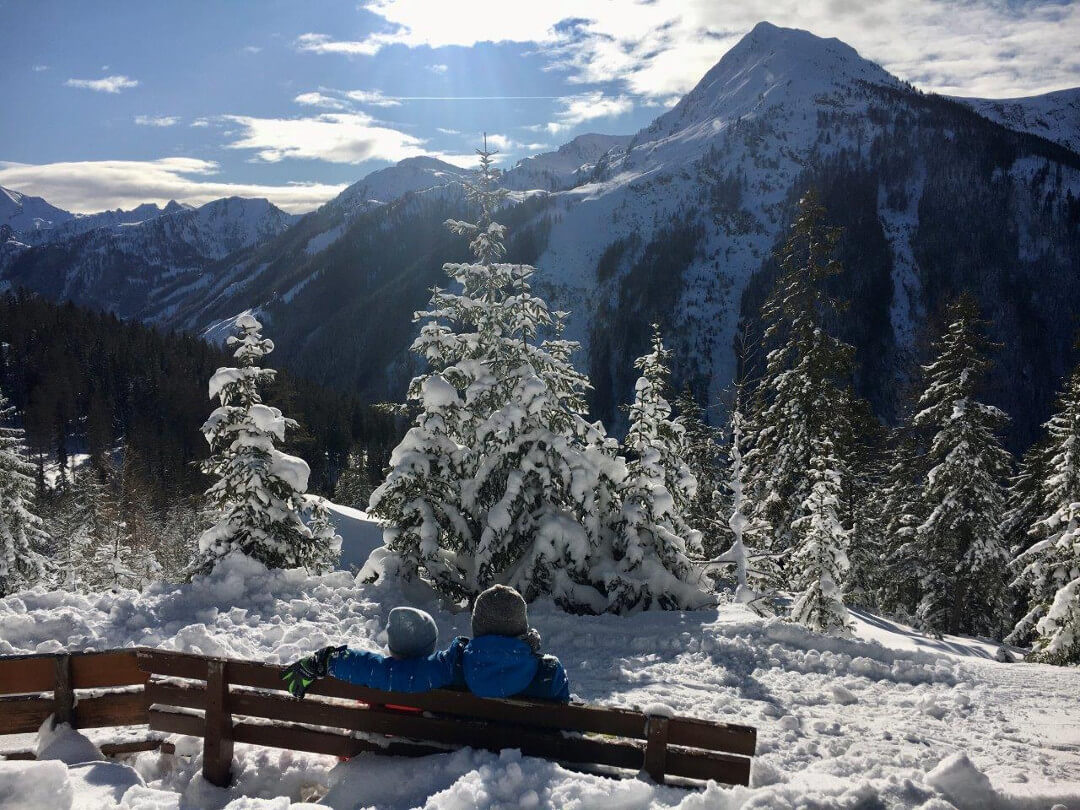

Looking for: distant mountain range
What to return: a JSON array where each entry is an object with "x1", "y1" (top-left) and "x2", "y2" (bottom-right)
[{"x1": 3, "y1": 21, "x2": 1079, "y2": 449}]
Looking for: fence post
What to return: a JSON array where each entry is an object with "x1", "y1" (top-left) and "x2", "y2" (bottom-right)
[
  {"x1": 54, "y1": 654, "x2": 74, "y2": 728},
  {"x1": 643, "y1": 714, "x2": 669, "y2": 783},
  {"x1": 202, "y1": 660, "x2": 234, "y2": 787}
]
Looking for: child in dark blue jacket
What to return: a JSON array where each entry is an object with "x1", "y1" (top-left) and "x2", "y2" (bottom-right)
[
  {"x1": 283, "y1": 588, "x2": 570, "y2": 703},
  {"x1": 282, "y1": 607, "x2": 467, "y2": 698},
  {"x1": 463, "y1": 585, "x2": 570, "y2": 703}
]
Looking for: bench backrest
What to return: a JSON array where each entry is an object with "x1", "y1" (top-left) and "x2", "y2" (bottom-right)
[{"x1": 136, "y1": 648, "x2": 756, "y2": 787}]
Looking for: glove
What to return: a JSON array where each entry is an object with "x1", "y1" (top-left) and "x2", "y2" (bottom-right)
[{"x1": 281, "y1": 645, "x2": 346, "y2": 699}]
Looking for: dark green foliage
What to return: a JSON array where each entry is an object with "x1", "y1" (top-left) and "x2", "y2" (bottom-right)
[{"x1": 0, "y1": 291, "x2": 401, "y2": 506}]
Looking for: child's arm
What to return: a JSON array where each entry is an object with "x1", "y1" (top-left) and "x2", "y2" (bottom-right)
[
  {"x1": 520, "y1": 655, "x2": 571, "y2": 703},
  {"x1": 281, "y1": 645, "x2": 347, "y2": 698}
]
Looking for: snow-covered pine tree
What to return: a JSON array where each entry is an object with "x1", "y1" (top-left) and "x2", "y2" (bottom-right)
[
  {"x1": 610, "y1": 327, "x2": 707, "y2": 611},
  {"x1": 674, "y1": 386, "x2": 729, "y2": 559},
  {"x1": 744, "y1": 190, "x2": 863, "y2": 573},
  {"x1": 1009, "y1": 362, "x2": 1080, "y2": 663},
  {"x1": 707, "y1": 385, "x2": 778, "y2": 610},
  {"x1": 369, "y1": 139, "x2": 619, "y2": 611},
  {"x1": 0, "y1": 389, "x2": 50, "y2": 595},
  {"x1": 875, "y1": 431, "x2": 923, "y2": 618},
  {"x1": 789, "y1": 436, "x2": 852, "y2": 634},
  {"x1": 191, "y1": 315, "x2": 340, "y2": 575},
  {"x1": 906, "y1": 296, "x2": 1012, "y2": 637}
]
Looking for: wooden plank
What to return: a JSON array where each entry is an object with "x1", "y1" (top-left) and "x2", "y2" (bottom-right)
[
  {"x1": 0, "y1": 695, "x2": 54, "y2": 734},
  {"x1": 75, "y1": 691, "x2": 149, "y2": 729},
  {"x1": 136, "y1": 649, "x2": 208, "y2": 681},
  {"x1": 666, "y1": 747, "x2": 751, "y2": 786},
  {"x1": 148, "y1": 707, "x2": 204, "y2": 738},
  {"x1": 231, "y1": 722, "x2": 450, "y2": 760},
  {"x1": 643, "y1": 715, "x2": 669, "y2": 782},
  {"x1": 72, "y1": 651, "x2": 147, "y2": 689},
  {"x1": 146, "y1": 680, "x2": 207, "y2": 710},
  {"x1": 2, "y1": 751, "x2": 37, "y2": 761},
  {"x1": 0, "y1": 656, "x2": 55, "y2": 695},
  {"x1": 99, "y1": 739, "x2": 166, "y2": 757},
  {"x1": 667, "y1": 715, "x2": 757, "y2": 757},
  {"x1": 202, "y1": 660, "x2": 233, "y2": 787}
]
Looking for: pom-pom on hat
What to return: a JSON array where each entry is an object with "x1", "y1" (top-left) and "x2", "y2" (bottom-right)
[{"x1": 386, "y1": 607, "x2": 439, "y2": 658}]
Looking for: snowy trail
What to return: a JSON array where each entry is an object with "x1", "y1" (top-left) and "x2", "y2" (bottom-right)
[{"x1": 1, "y1": 556, "x2": 1078, "y2": 809}]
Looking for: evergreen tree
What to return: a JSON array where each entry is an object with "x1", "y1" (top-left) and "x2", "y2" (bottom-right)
[
  {"x1": 1009, "y1": 363, "x2": 1080, "y2": 664},
  {"x1": 789, "y1": 437, "x2": 852, "y2": 634},
  {"x1": 707, "y1": 385, "x2": 777, "y2": 610},
  {"x1": 369, "y1": 139, "x2": 620, "y2": 611},
  {"x1": 744, "y1": 190, "x2": 865, "y2": 574},
  {"x1": 333, "y1": 448, "x2": 375, "y2": 510},
  {"x1": 0, "y1": 389, "x2": 50, "y2": 595},
  {"x1": 903, "y1": 297, "x2": 1012, "y2": 637},
  {"x1": 610, "y1": 328, "x2": 707, "y2": 611},
  {"x1": 191, "y1": 315, "x2": 340, "y2": 575},
  {"x1": 875, "y1": 431, "x2": 923, "y2": 618},
  {"x1": 674, "y1": 386, "x2": 729, "y2": 559}
]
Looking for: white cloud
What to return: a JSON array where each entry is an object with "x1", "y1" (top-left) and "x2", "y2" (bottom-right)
[
  {"x1": 312, "y1": 0, "x2": 1080, "y2": 98},
  {"x1": 222, "y1": 112, "x2": 429, "y2": 164},
  {"x1": 134, "y1": 115, "x2": 180, "y2": 127},
  {"x1": 428, "y1": 63, "x2": 448, "y2": 74},
  {"x1": 546, "y1": 92, "x2": 634, "y2": 133},
  {"x1": 295, "y1": 32, "x2": 387, "y2": 56},
  {"x1": 436, "y1": 127, "x2": 461, "y2": 135},
  {"x1": 344, "y1": 89, "x2": 402, "y2": 107},
  {"x1": 294, "y1": 91, "x2": 350, "y2": 110},
  {"x1": 242, "y1": 45, "x2": 263, "y2": 54},
  {"x1": 65, "y1": 75, "x2": 139, "y2": 93},
  {"x1": 0, "y1": 158, "x2": 344, "y2": 214},
  {"x1": 32, "y1": 65, "x2": 48, "y2": 72},
  {"x1": 190, "y1": 118, "x2": 211, "y2": 128}
]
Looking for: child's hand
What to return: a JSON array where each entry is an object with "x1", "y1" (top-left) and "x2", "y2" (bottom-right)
[{"x1": 281, "y1": 645, "x2": 347, "y2": 698}]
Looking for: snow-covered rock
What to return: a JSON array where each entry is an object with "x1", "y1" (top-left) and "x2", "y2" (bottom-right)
[
  {"x1": 0, "y1": 185, "x2": 73, "y2": 236},
  {"x1": 957, "y1": 88, "x2": 1080, "y2": 155}
]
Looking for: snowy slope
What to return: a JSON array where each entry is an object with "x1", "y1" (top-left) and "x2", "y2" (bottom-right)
[
  {"x1": 331, "y1": 156, "x2": 472, "y2": 215},
  {"x1": 0, "y1": 197, "x2": 297, "y2": 322},
  {"x1": 958, "y1": 88, "x2": 1080, "y2": 155},
  {"x1": 503, "y1": 133, "x2": 632, "y2": 191},
  {"x1": 0, "y1": 185, "x2": 74, "y2": 236},
  {"x1": 1, "y1": 556, "x2": 1078, "y2": 809}
]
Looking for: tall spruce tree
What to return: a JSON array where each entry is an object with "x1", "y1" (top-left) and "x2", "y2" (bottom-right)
[
  {"x1": 708, "y1": 385, "x2": 777, "y2": 610},
  {"x1": 191, "y1": 315, "x2": 340, "y2": 575},
  {"x1": 1009, "y1": 362, "x2": 1080, "y2": 663},
  {"x1": 610, "y1": 328, "x2": 707, "y2": 611},
  {"x1": 744, "y1": 190, "x2": 864, "y2": 574},
  {"x1": 674, "y1": 386, "x2": 729, "y2": 559},
  {"x1": 789, "y1": 436, "x2": 852, "y2": 634},
  {"x1": 901, "y1": 297, "x2": 1012, "y2": 637},
  {"x1": 369, "y1": 140, "x2": 621, "y2": 611},
  {"x1": 0, "y1": 389, "x2": 49, "y2": 595}
]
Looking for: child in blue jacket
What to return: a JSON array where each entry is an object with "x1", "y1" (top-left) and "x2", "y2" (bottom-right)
[
  {"x1": 463, "y1": 585, "x2": 570, "y2": 703},
  {"x1": 282, "y1": 606, "x2": 467, "y2": 698}
]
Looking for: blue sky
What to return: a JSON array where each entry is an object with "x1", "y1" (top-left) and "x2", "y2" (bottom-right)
[{"x1": 1, "y1": 0, "x2": 1077, "y2": 213}]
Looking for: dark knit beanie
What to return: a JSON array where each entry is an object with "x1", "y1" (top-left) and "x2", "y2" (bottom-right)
[{"x1": 471, "y1": 585, "x2": 540, "y2": 650}]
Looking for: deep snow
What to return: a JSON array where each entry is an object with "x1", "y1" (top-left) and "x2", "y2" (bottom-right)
[{"x1": 1, "y1": 542, "x2": 1079, "y2": 809}]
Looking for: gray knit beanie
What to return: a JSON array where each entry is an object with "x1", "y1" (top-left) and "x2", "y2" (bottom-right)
[
  {"x1": 471, "y1": 585, "x2": 541, "y2": 650},
  {"x1": 386, "y1": 607, "x2": 439, "y2": 658}
]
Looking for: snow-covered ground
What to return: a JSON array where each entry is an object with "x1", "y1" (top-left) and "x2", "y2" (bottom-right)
[{"x1": 1, "y1": 549, "x2": 1078, "y2": 810}]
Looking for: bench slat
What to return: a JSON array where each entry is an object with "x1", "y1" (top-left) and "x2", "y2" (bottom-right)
[
  {"x1": 72, "y1": 651, "x2": 147, "y2": 690},
  {"x1": 0, "y1": 657, "x2": 54, "y2": 696},
  {"x1": 76, "y1": 691, "x2": 149, "y2": 729},
  {"x1": 0, "y1": 694, "x2": 54, "y2": 734}
]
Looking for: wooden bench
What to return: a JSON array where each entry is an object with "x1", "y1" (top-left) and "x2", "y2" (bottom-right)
[
  {"x1": 136, "y1": 648, "x2": 757, "y2": 788},
  {"x1": 0, "y1": 650, "x2": 169, "y2": 760}
]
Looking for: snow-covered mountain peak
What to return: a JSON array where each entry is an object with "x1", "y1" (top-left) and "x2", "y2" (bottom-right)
[
  {"x1": 645, "y1": 21, "x2": 901, "y2": 144},
  {"x1": 0, "y1": 184, "x2": 74, "y2": 234},
  {"x1": 331, "y1": 155, "x2": 472, "y2": 213},
  {"x1": 504, "y1": 133, "x2": 632, "y2": 191},
  {"x1": 957, "y1": 87, "x2": 1080, "y2": 154}
]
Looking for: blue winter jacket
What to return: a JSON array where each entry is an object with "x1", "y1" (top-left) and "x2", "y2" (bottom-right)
[
  {"x1": 462, "y1": 635, "x2": 571, "y2": 703},
  {"x1": 328, "y1": 636, "x2": 468, "y2": 694}
]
